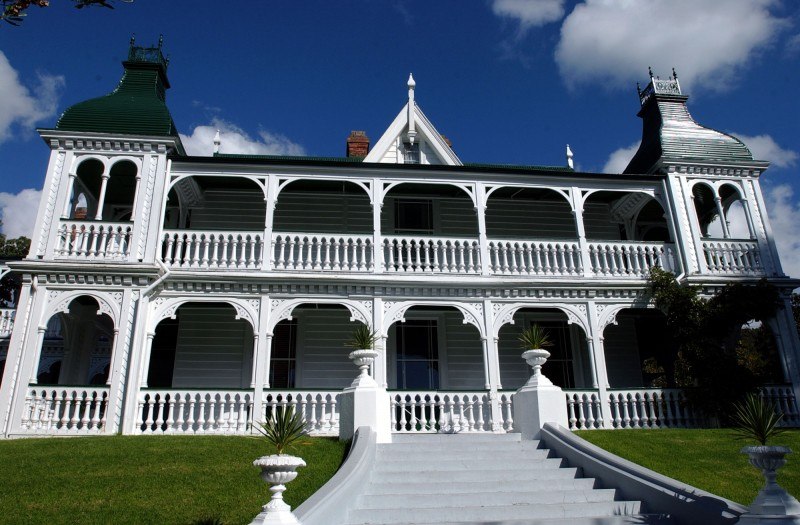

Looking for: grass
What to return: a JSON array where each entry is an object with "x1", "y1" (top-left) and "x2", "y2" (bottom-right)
[
  {"x1": 0, "y1": 435, "x2": 347, "y2": 525},
  {"x1": 575, "y1": 428, "x2": 800, "y2": 505}
]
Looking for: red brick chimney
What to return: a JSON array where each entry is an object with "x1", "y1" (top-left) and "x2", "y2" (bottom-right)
[{"x1": 346, "y1": 130, "x2": 370, "y2": 158}]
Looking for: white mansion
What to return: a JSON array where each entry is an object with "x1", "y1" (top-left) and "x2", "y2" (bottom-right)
[{"x1": 0, "y1": 41, "x2": 798, "y2": 439}]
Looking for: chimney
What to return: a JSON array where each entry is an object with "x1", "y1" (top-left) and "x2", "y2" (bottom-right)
[{"x1": 346, "y1": 130, "x2": 370, "y2": 158}]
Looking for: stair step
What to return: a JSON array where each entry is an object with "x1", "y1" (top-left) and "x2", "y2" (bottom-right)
[
  {"x1": 377, "y1": 448, "x2": 550, "y2": 462},
  {"x1": 355, "y1": 488, "x2": 618, "y2": 509},
  {"x1": 369, "y1": 466, "x2": 582, "y2": 483},
  {"x1": 355, "y1": 515, "x2": 674, "y2": 525},
  {"x1": 347, "y1": 500, "x2": 642, "y2": 525},
  {"x1": 390, "y1": 432, "x2": 522, "y2": 443},
  {"x1": 362, "y1": 477, "x2": 597, "y2": 496},
  {"x1": 374, "y1": 457, "x2": 563, "y2": 473}
]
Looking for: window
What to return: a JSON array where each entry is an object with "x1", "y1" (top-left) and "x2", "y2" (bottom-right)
[
  {"x1": 403, "y1": 142, "x2": 420, "y2": 164},
  {"x1": 396, "y1": 319, "x2": 439, "y2": 389},
  {"x1": 535, "y1": 321, "x2": 575, "y2": 388},
  {"x1": 394, "y1": 199, "x2": 433, "y2": 234},
  {"x1": 270, "y1": 319, "x2": 297, "y2": 388}
]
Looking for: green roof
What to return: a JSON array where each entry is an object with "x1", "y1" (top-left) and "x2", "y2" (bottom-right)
[{"x1": 56, "y1": 43, "x2": 179, "y2": 138}]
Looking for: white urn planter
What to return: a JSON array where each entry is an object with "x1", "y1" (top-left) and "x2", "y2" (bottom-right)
[
  {"x1": 348, "y1": 348, "x2": 379, "y2": 387},
  {"x1": 737, "y1": 446, "x2": 800, "y2": 524},
  {"x1": 521, "y1": 348, "x2": 553, "y2": 387},
  {"x1": 249, "y1": 454, "x2": 307, "y2": 525}
]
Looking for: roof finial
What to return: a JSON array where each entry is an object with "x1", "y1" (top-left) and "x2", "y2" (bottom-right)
[
  {"x1": 130, "y1": 34, "x2": 135, "y2": 46},
  {"x1": 213, "y1": 129, "x2": 221, "y2": 155},
  {"x1": 636, "y1": 82, "x2": 641, "y2": 98},
  {"x1": 648, "y1": 66, "x2": 654, "y2": 79},
  {"x1": 158, "y1": 34, "x2": 164, "y2": 49},
  {"x1": 672, "y1": 67, "x2": 678, "y2": 80},
  {"x1": 407, "y1": 73, "x2": 417, "y2": 145},
  {"x1": 566, "y1": 144, "x2": 574, "y2": 169}
]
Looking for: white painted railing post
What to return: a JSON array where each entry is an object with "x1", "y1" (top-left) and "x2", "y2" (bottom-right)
[{"x1": 571, "y1": 187, "x2": 592, "y2": 277}]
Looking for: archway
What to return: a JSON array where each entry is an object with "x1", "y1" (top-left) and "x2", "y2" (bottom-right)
[
  {"x1": 103, "y1": 160, "x2": 138, "y2": 221},
  {"x1": 583, "y1": 191, "x2": 670, "y2": 241},
  {"x1": 70, "y1": 158, "x2": 104, "y2": 220}
]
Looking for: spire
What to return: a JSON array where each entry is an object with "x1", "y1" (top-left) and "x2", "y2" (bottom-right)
[
  {"x1": 406, "y1": 73, "x2": 417, "y2": 145},
  {"x1": 213, "y1": 129, "x2": 221, "y2": 154},
  {"x1": 566, "y1": 144, "x2": 574, "y2": 169}
]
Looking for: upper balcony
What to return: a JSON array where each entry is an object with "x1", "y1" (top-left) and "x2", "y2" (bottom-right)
[{"x1": 47, "y1": 167, "x2": 768, "y2": 281}]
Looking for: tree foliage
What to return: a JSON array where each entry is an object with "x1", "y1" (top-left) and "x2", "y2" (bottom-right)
[
  {"x1": 646, "y1": 267, "x2": 783, "y2": 421},
  {"x1": 1, "y1": 0, "x2": 129, "y2": 26}
]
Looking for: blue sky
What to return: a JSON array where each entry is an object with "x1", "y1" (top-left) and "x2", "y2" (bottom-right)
[{"x1": 0, "y1": 1, "x2": 798, "y2": 270}]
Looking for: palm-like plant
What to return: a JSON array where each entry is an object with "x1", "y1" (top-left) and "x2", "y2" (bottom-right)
[
  {"x1": 256, "y1": 406, "x2": 308, "y2": 455},
  {"x1": 345, "y1": 324, "x2": 378, "y2": 349},
  {"x1": 518, "y1": 324, "x2": 553, "y2": 350},
  {"x1": 731, "y1": 393, "x2": 785, "y2": 446}
]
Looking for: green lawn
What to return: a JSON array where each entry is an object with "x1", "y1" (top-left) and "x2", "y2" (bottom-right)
[
  {"x1": 575, "y1": 428, "x2": 800, "y2": 505},
  {"x1": 0, "y1": 435, "x2": 347, "y2": 525}
]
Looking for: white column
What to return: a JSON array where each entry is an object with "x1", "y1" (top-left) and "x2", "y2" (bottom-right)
[
  {"x1": 129, "y1": 174, "x2": 142, "y2": 221},
  {"x1": 571, "y1": 187, "x2": 592, "y2": 277},
  {"x1": 372, "y1": 179, "x2": 383, "y2": 274},
  {"x1": 27, "y1": 326, "x2": 47, "y2": 384},
  {"x1": 120, "y1": 293, "x2": 151, "y2": 434},
  {"x1": 746, "y1": 178, "x2": 782, "y2": 276},
  {"x1": 0, "y1": 280, "x2": 36, "y2": 436},
  {"x1": 769, "y1": 297, "x2": 800, "y2": 408},
  {"x1": 94, "y1": 173, "x2": 111, "y2": 221},
  {"x1": 714, "y1": 197, "x2": 731, "y2": 238},
  {"x1": 105, "y1": 289, "x2": 135, "y2": 434},
  {"x1": 476, "y1": 183, "x2": 491, "y2": 276},
  {"x1": 263, "y1": 176, "x2": 277, "y2": 271},
  {"x1": 372, "y1": 298, "x2": 387, "y2": 387},
  {"x1": 62, "y1": 173, "x2": 77, "y2": 218},
  {"x1": 140, "y1": 332, "x2": 155, "y2": 387},
  {"x1": 679, "y1": 176, "x2": 708, "y2": 274},
  {"x1": 251, "y1": 296, "x2": 272, "y2": 429},
  {"x1": 587, "y1": 301, "x2": 611, "y2": 428}
]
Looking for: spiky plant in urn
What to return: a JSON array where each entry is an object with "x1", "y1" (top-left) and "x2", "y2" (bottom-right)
[
  {"x1": 345, "y1": 324, "x2": 379, "y2": 387},
  {"x1": 733, "y1": 393, "x2": 800, "y2": 523},
  {"x1": 250, "y1": 407, "x2": 308, "y2": 525},
  {"x1": 518, "y1": 324, "x2": 554, "y2": 387}
]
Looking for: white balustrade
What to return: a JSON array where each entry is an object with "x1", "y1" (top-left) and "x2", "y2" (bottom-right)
[
  {"x1": 703, "y1": 240, "x2": 763, "y2": 275},
  {"x1": 0, "y1": 308, "x2": 14, "y2": 337},
  {"x1": 760, "y1": 385, "x2": 800, "y2": 427},
  {"x1": 272, "y1": 233, "x2": 373, "y2": 272},
  {"x1": 488, "y1": 239, "x2": 581, "y2": 276},
  {"x1": 565, "y1": 390, "x2": 604, "y2": 430},
  {"x1": 161, "y1": 230, "x2": 264, "y2": 269},
  {"x1": 390, "y1": 391, "x2": 502, "y2": 433},
  {"x1": 56, "y1": 221, "x2": 132, "y2": 260},
  {"x1": 589, "y1": 241, "x2": 674, "y2": 277},
  {"x1": 262, "y1": 391, "x2": 340, "y2": 436},
  {"x1": 382, "y1": 236, "x2": 480, "y2": 274},
  {"x1": 137, "y1": 390, "x2": 253, "y2": 434},
  {"x1": 607, "y1": 388, "x2": 700, "y2": 429},
  {"x1": 499, "y1": 392, "x2": 515, "y2": 432},
  {"x1": 20, "y1": 386, "x2": 109, "y2": 433}
]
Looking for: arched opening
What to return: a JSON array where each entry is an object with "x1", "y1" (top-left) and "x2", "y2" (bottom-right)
[
  {"x1": 692, "y1": 183, "x2": 721, "y2": 238},
  {"x1": 719, "y1": 184, "x2": 752, "y2": 239},
  {"x1": 736, "y1": 321, "x2": 784, "y2": 385},
  {"x1": 583, "y1": 191, "x2": 671, "y2": 241},
  {"x1": 70, "y1": 159, "x2": 104, "y2": 220},
  {"x1": 36, "y1": 297, "x2": 114, "y2": 386},
  {"x1": 103, "y1": 160, "x2": 138, "y2": 221},
  {"x1": 602, "y1": 308, "x2": 678, "y2": 388},
  {"x1": 381, "y1": 184, "x2": 479, "y2": 273},
  {"x1": 486, "y1": 187, "x2": 576, "y2": 239},
  {"x1": 147, "y1": 302, "x2": 254, "y2": 389},
  {"x1": 498, "y1": 308, "x2": 591, "y2": 390}
]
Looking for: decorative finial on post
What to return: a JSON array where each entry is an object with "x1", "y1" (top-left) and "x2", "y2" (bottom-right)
[
  {"x1": 672, "y1": 67, "x2": 678, "y2": 80},
  {"x1": 129, "y1": 34, "x2": 135, "y2": 46},
  {"x1": 213, "y1": 130, "x2": 221, "y2": 155},
  {"x1": 648, "y1": 66, "x2": 654, "y2": 79},
  {"x1": 636, "y1": 82, "x2": 641, "y2": 98},
  {"x1": 158, "y1": 34, "x2": 164, "y2": 49},
  {"x1": 566, "y1": 144, "x2": 574, "y2": 169},
  {"x1": 407, "y1": 73, "x2": 417, "y2": 146}
]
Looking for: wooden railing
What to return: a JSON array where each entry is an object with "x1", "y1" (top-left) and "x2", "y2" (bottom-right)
[
  {"x1": 55, "y1": 220, "x2": 132, "y2": 260},
  {"x1": 382, "y1": 236, "x2": 481, "y2": 274},
  {"x1": 160, "y1": 230, "x2": 264, "y2": 269},
  {"x1": 588, "y1": 241, "x2": 675, "y2": 277},
  {"x1": 136, "y1": 389, "x2": 254, "y2": 434},
  {"x1": 389, "y1": 391, "x2": 506, "y2": 433},
  {"x1": 760, "y1": 385, "x2": 800, "y2": 427},
  {"x1": 702, "y1": 240, "x2": 763, "y2": 275},
  {"x1": 262, "y1": 390, "x2": 340, "y2": 436},
  {"x1": 0, "y1": 308, "x2": 14, "y2": 338},
  {"x1": 272, "y1": 233, "x2": 373, "y2": 272},
  {"x1": 487, "y1": 239, "x2": 581, "y2": 276},
  {"x1": 20, "y1": 385, "x2": 109, "y2": 434}
]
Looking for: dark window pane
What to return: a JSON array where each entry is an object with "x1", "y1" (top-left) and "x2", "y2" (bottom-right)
[
  {"x1": 395, "y1": 199, "x2": 433, "y2": 233},
  {"x1": 396, "y1": 319, "x2": 439, "y2": 389}
]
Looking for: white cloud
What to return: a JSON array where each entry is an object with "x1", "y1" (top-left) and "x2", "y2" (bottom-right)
[
  {"x1": 764, "y1": 184, "x2": 800, "y2": 279},
  {"x1": 732, "y1": 133, "x2": 798, "y2": 168},
  {"x1": 491, "y1": 0, "x2": 565, "y2": 28},
  {"x1": 602, "y1": 141, "x2": 639, "y2": 174},
  {"x1": 555, "y1": 0, "x2": 786, "y2": 90},
  {"x1": 0, "y1": 51, "x2": 64, "y2": 143},
  {"x1": 0, "y1": 189, "x2": 42, "y2": 239},
  {"x1": 179, "y1": 118, "x2": 305, "y2": 157}
]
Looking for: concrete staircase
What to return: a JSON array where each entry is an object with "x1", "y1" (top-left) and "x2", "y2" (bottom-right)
[{"x1": 344, "y1": 433, "x2": 673, "y2": 525}]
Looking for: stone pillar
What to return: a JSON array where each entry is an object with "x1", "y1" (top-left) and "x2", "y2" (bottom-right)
[
  {"x1": 512, "y1": 350, "x2": 568, "y2": 440},
  {"x1": 338, "y1": 353, "x2": 391, "y2": 443}
]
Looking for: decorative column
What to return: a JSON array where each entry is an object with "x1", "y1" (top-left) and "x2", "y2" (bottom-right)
[
  {"x1": 263, "y1": 176, "x2": 277, "y2": 271},
  {"x1": 746, "y1": 177, "x2": 782, "y2": 276},
  {"x1": 571, "y1": 187, "x2": 592, "y2": 277},
  {"x1": 475, "y1": 183, "x2": 491, "y2": 276},
  {"x1": 62, "y1": 172, "x2": 77, "y2": 218},
  {"x1": 129, "y1": 174, "x2": 142, "y2": 221},
  {"x1": 105, "y1": 289, "x2": 136, "y2": 434},
  {"x1": 679, "y1": 176, "x2": 708, "y2": 274},
  {"x1": 140, "y1": 332, "x2": 155, "y2": 387},
  {"x1": 482, "y1": 300, "x2": 504, "y2": 431},
  {"x1": 27, "y1": 325, "x2": 47, "y2": 384},
  {"x1": 713, "y1": 197, "x2": 731, "y2": 238},
  {"x1": 251, "y1": 295, "x2": 273, "y2": 429},
  {"x1": 587, "y1": 301, "x2": 611, "y2": 428},
  {"x1": 372, "y1": 179, "x2": 384, "y2": 274},
  {"x1": 94, "y1": 172, "x2": 111, "y2": 221}
]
